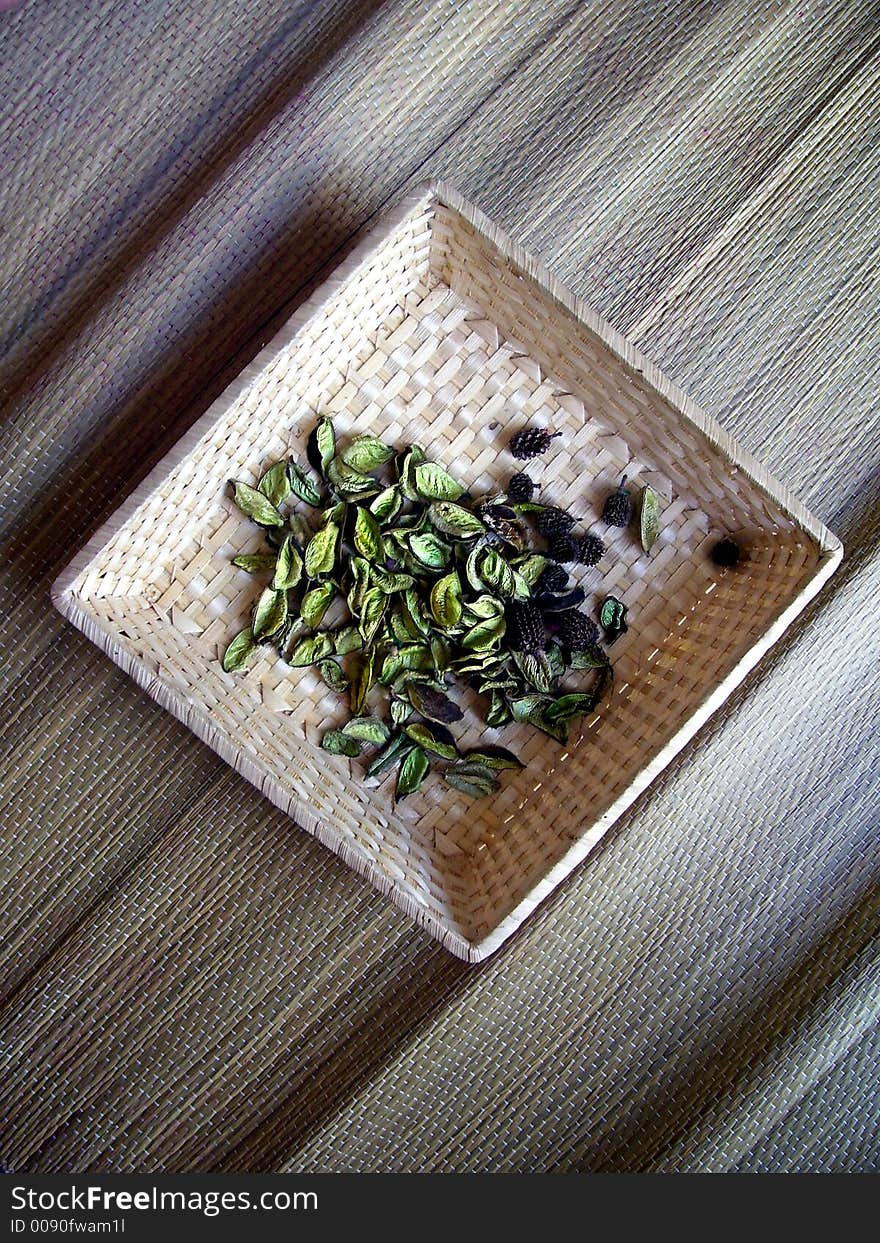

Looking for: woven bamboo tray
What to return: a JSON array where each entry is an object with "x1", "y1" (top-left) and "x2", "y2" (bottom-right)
[{"x1": 52, "y1": 181, "x2": 842, "y2": 961}]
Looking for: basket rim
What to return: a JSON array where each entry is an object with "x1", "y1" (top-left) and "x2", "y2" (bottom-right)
[{"x1": 51, "y1": 179, "x2": 844, "y2": 962}]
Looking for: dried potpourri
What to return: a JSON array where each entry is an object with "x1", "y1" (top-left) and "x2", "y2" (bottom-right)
[{"x1": 222, "y1": 416, "x2": 613, "y2": 801}]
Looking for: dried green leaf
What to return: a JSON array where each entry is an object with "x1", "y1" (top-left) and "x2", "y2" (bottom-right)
[
  {"x1": 304, "y1": 522, "x2": 338, "y2": 578},
  {"x1": 395, "y1": 746, "x2": 430, "y2": 800},
  {"x1": 354, "y1": 506, "x2": 385, "y2": 562},
  {"x1": 286, "y1": 633, "x2": 334, "y2": 667},
  {"x1": 346, "y1": 556, "x2": 371, "y2": 616},
  {"x1": 403, "y1": 589, "x2": 431, "y2": 639},
  {"x1": 370, "y1": 485, "x2": 402, "y2": 523},
  {"x1": 370, "y1": 567, "x2": 414, "y2": 594},
  {"x1": 430, "y1": 571, "x2": 463, "y2": 629},
  {"x1": 512, "y1": 650, "x2": 553, "y2": 693},
  {"x1": 318, "y1": 659, "x2": 349, "y2": 694},
  {"x1": 380, "y1": 645, "x2": 432, "y2": 685},
  {"x1": 414, "y1": 461, "x2": 464, "y2": 502},
  {"x1": 321, "y1": 729, "x2": 361, "y2": 758},
  {"x1": 258, "y1": 461, "x2": 291, "y2": 508},
  {"x1": 570, "y1": 647, "x2": 609, "y2": 670},
  {"x1": 366, "y1": 732, "x2": 415, "y2": 778},
  {"x1": 398, "y1": 446, "x2": 426, "y2": 501},
  {"x1": 408, "y1": 682, "x2": 464, "y2": 725},
  {"x1": 461, "y1": 615, "x2": 506, "y2": 651},
  {"x1": 465, "y1": 594, "x2": 504, "y2": 621},
  {"x1": 307, "y1": 417, "x2": 336, "y2": 477},
  {"x1": 333, "y1": 625, "x2": 363, "y2": 656},
  {"x1": 287, "y1": 461, "x2": 322, "y2": 506},
  {"x1": 600, "y1": 596, "x2": 629, "y2": 644},
  {"x1": 350, "y1": 646, "x2": 377, "y2": 715},
  {"x1": 222, "y1": 627, "x2": 257, "y2": 673},
  {"x1": 513, "y1": 553, "x2": 548, "y2": 587},
  {"x1": 430, "y1": 633, "x2": 451, "y2": 675},
  {"x1": 465, "y1": 544, "x2": 486, "y2": 592},
  {"x1": 479, "y1": 548, "x2": 516, "y2": 599},
  {"x1": 389, "y1": 603, "x2": 418, "y2": 644},
  {"x1": 358, "y1": 587, "x2": 387, "y2": 647},
  {"x1": 252, "y1": 586, "x2": 288, "y2": 641},
  {"x1": 428, "y1": 501, "x2": 485, "y2": 540},
  {"x1": 510, "y1": 695, "x2": 569, "y2": 743},
  {"x1": 300, "y1": 581, "x2": 336, "y2": 628},
  {"x1": 342, "y1": 716, "x2": 391, "y2": 746},
  {"x1": 288, "y1": 512, "x2": 313, "y2": 546},
  {"x1": 232, "y1": 553, "x2": 276, "y2": 574},
  {"x1": 390, "y1": 698, "x2": 412, "y2": 728},
  {"x1": 462, "y1": 746, "x2": 523, "y2": 771},
  {"x1": 545, "y1": 692, "x2": 599, "y2": 722},
  {"x1": 405, "y1": 721, "x2": 458, "y2": 760},
  {"x1": 230, "y1": 481, "x2": 285, "y2": 527},
  {"x1": 409, "y1": 531, "x2": 451, "y2": 570},
  {"x1": 486, "y1": 692, "x2": 512, "y2": 728},
  {"x1": 640, "y1": 486, "x2": 661, "y2": 553},
  {"x1": 326, "y1": 458, "x2": 381, "y2": 501},
  {"x1": 342, "y1": 436, "x2": 395, "y2": 473},
  {"x1": 272, "y1": 535, "x2": 303, "y2": 590},
  {"x1": 444, "y1": 765, "x2": 499, "y2": 798}
]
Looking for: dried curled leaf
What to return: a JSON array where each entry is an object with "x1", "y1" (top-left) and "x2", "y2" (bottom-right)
[
  {"x1": 342, "y1": 716, "x2": 390, "y2": 746},
  {"x1": 257, "y1": 461, "x2": 291, "y2": 508},
  {"x1": 252, "y1": 587, "x2": 288, "y2": 641},
  {"x1": 428, "y1": 501, "x2": 485, "y2": 540},
  {"x1": 286, "y1": 633, "x2": 334, "y2": 667},
  {"x1": 232, "y1": 553, "x2": 276, "y2": 574},
  {"x1": 395, "y1": 746, "x2": 430, "y2": 800},
  {"x1": 414, "y1": 461, "x2": 464, "y2": 502},
  {"x1": 230, "y1": 481, "x2": 285, "y2": 527},
  {"x1": 321, "y1": 729, "x2": 361, "y2": 758},
  {"x1": 222, "y1": 627, "x2": 257, "y2": 673},
  {"x1": 307, "y1": 417, "x2": 336, "y2": 477},
  {"x1": 354, "y1": 506, "x2": 385, "y2": 562},
  {"x1": 640, "y1": 486, "x2": 660, "y2": 553},
  {"x1": 407, "y1": 682, "x2": 464, "y2": 725},
  {"x1": 404, "y1": 721, "x2": 458, "y2": 760},
  {"x1": 272, "y1": 535, "x2": 303, "y2": 590},
  {"x1": 599, "y1": 596, "x2": 629, "y2": 644},
  {"x1": 342, "y1": 436, "x2": 395, "y2": 473},
  {"x1": 300, "y1": 581, "x2": 336, "y2": 628},
  {"x1": 304, "y1": 522, "x2": 338, "y2": 578},
  {"x1": 430, "y1": 571, "x2": 463, "y2": 629},
  {"x1": 318, "y1": 659, "x2": 349, "y2": 694},
  {"x1": 287, "y1": 461, "x2": 322, "y2": 506}
]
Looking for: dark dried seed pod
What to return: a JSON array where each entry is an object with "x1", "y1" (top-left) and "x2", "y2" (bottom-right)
[
  {"x1": 504, "y1": 600, "x2": 546, "y2": 654},
  {"x1": 536, "y1": 507, "x2": 576, "y2": 538},
  {"x1": 537, "y1": 562, "x2": 569, "y2": 594},
  {"x1": 546, "y1": 533, "x2": 578, "y2": 563},
  {"x1": 556, "y1": 611, "x2": 600, "y2": 652},
  {"x1": 578, "y1": 532, "x2": 605, "y2": 566},
  {"x1": 602, "y1": 476, "x2": 633, "y2": 527},
  {"x1": 509, "y1": 426, "x2": 562, "y2": 460},
  {"x1": 710, "y1": 538, "x2": 741, "y2": 567},
  {"x1": 507, "y1": 473, "x2": 535, "y2": 503}
]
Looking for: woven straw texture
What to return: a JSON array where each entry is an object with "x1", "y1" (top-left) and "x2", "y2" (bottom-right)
[
  {"x1": 1, "y1": 0, "x2": 879, "y2": 1170},
  {"x1": 52, "y1": 184, "x2": 839, "y2": 959}
]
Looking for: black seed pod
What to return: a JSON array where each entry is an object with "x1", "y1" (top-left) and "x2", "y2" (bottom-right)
[
  {"x1": 509, "y1": 426, "x2": 562, "y2": 460},
  {"x1": 505, "y1": 601, "x2": 546, "y2": 654},
  {"x1": 536, "y1": 507, "x2": 576, "y2": 538},
  {"x1": 711, "y1": 537, "x2": 741, "y2": 567},
  {"x1": 602, "y1": 476, "x2": 633, "y2": 527},
  {"x1": 537, "y1": 562, "x2": 569, "y2": 594},
  {"x1": 578, "y1": 532, "x2": 605, "y2": 566},
  {"x1": 547, "y1": 534, "x2": 578, "y2": 563},
  {"x1": 507, "y1": 472, "x2": 535, "y2": 503},
  {"x1": 557, "y1": 611, "x2": 600, "y2": 652}
]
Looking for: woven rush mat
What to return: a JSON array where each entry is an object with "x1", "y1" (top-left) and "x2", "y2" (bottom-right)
[{"x1": 1, "y1": 0, "x2": 879, "y2": 1172}]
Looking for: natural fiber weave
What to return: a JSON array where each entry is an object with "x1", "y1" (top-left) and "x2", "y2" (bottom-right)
[
  {"x1": 53, "y1": 183, "x2": 840, "y2": 959},
  {"x1": 2, "y1": 0, "x2": 878, "y2": 1173}
]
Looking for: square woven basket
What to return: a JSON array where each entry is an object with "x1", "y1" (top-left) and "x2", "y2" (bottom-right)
[{"x1": 53, "y1": 181, "x2": 842, "y2": 961}]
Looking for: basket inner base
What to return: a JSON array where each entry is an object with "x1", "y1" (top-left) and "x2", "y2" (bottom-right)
[{"x1": 125, "y1": 276, "x2": 816, "y2": 945}]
